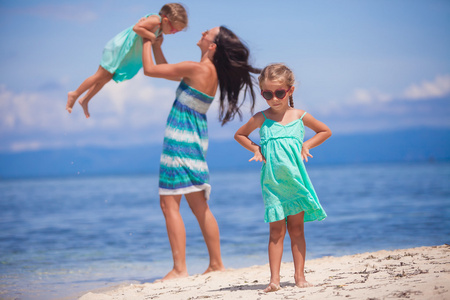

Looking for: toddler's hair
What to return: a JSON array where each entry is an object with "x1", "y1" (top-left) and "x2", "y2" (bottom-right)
[
  {"x1": 258, "y1": 63, "x2": 295, "y2": 108},
  {"x1": 160, "y1": 3, "x2": 188, "y2": 29}
]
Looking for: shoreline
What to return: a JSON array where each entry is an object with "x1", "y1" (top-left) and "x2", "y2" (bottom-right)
[{"x1": 78, "y1": 244, "x2": 449, "y2": 300}]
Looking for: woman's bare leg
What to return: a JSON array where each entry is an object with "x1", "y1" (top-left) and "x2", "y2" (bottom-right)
[
  {"x1": 287, "y1": 212, "x2": 313, "y2": 288},
  {"x1": 66, "y1": 66, "x2": 113, "y2": 116},
  {"x1": 264, "y1": 219, "x2": 286, "y2": 292},
  {"x1": 159, "y1": 194, "x2": 189, "y2": 281},
  {"x1": 185, "y1": 191, "x2": 225, "y2": 274}
]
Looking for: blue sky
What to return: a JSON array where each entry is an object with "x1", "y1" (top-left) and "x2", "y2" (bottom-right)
[{"x1": 0, "y1": 0, "x2": 449, "y2": 152}]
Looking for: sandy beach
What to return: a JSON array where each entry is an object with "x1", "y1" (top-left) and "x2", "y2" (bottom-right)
[{"x1": 78, "y1": 244, "x2": 449, "y2": 300}]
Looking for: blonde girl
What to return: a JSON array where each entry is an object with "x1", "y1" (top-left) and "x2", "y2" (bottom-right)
[{"x1": 234, "y1": 63, "x2": 331, "y2": 292}]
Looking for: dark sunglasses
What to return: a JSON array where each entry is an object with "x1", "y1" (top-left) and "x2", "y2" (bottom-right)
[{"x1": 261, "y1": 87, "x2": 292, "y2": 101}]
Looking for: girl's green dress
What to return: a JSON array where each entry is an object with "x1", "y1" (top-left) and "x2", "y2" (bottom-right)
[
  {"x1": 259, "y1": 111, "x2": 327, "y2": 223},
  {"x1": 100, "y1": 14, "x2": 161, "y2": 83}
]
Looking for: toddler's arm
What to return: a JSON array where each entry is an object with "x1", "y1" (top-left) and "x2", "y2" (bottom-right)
[
  {"x1": 234, "y1": 113, "x2": 265, "y2": 163},
  {"x1": 133, "y1": 15, "x2": 160, "y2": 42}
]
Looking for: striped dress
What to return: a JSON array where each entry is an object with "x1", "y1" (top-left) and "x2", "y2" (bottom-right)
[{"x1": 159, "y1": 80, "x2": 214, "y2": 200}]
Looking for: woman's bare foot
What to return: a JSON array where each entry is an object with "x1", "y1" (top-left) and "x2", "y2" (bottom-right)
[
  {"x1": 202, "y1": 264, "x2": 225, "y2": 275},
  {"x1": 79, "y1": 99, "x2": 90, "y2": 118},
  {"x1": 155, "y1": 268, "x2": 189, "y2": 282},
  {"x1": 66, "y1": 91, "x2": 78, "y2": 113},
  {"x1": 263, "y1": 282, "x2": 281, "y2": 293},
  {"x1": 295, "y1": 277, "x2": 313, "y2": 288}
]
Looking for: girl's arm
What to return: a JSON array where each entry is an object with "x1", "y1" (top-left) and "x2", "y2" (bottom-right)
[
  {"x1": 142, "y1": 39, "x2": 199, "y2": 81},
  {"x1": 133, "y1": 15, "x2": 160, "y2": 42},
  {"x1": 301, "y1": 113, "x2": 332, "y2": 162},
  {"x1": 234, "y1": 113, "x2": 265, "y2": 162}
]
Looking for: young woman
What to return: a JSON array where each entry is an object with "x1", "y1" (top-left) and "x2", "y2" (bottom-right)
[{"x1": 142, "y1": 26, "x2": 259, "y2": 280}]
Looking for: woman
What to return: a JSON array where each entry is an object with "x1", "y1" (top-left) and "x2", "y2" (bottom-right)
[{"x1": 142, "y1": 27, "x2": 259, "y2": 280}]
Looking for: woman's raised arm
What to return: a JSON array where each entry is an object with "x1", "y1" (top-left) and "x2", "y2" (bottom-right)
[{"x1": 142, "y1": 39, "x2": 198, "y2": 82}]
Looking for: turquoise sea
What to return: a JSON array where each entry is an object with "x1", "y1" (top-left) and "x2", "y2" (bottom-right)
[{"x1": 1, "y1": 162, "x2": 449, "y2": 299}]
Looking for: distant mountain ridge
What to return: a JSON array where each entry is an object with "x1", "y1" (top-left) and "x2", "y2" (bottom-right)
[{"x1": 0, "y1": 128, "x2": 449, "y2": 179}]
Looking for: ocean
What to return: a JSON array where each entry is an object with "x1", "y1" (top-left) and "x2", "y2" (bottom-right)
[{"x1": 1, "y1": 162, "x2": 449, "y2": 299}]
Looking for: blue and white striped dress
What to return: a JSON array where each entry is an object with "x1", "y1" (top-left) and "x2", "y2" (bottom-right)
[{"x1": 159, "y1": 80, "x2": 214, "y2": 200}]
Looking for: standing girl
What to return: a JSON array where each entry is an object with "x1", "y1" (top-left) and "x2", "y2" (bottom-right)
[
  {"x1": 142, "y1": 27, "x2": 259, "y2": 280},
  {"x1": 66, "y1": 3, "x2": 188, "y2": 118},
  {"x1": 234, "y1": 63, "x2": 331, "y2": 292}
]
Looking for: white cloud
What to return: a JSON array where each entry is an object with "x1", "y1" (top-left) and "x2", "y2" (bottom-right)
[
  {"x1": 347, "y1": 88, "x2": 393, "y2": 106},
  {"x1": 2, "y1": 72, "x2": 449, "y2": 152},
  {"x1": 0, "y1": 84, "x2": 64, "y2": 132},
  {"x1": 0, "y1": 75, "x2": 180, "y2": 151},
  {"x1": 343, "y1": 74, "x2": 450, "y2": 108},
  {"x1": 402, "y1": 74, "x2": 450, "y2": 100},
  {"x1": 86, "y1": 74, "x2": 175, "y2": 128},
  {"x1": 0, "y1": 74, "x2": 175, "y2": 132}
]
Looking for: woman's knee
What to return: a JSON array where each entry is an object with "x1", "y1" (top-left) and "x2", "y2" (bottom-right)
[
  {"x1": 160, "y1": 195, "x2": 181, "y2": 217},
  {"x1": 186, "y1": 192, "x2": 208, "y2": 215}
]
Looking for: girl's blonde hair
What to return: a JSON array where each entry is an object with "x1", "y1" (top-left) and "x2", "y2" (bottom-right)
[
  {"x1": 258, "y1": 63, "x2": 295, "y2": 108},
  {"x1": 159, "y1": 3, "x2": 188, "y2": 29}
]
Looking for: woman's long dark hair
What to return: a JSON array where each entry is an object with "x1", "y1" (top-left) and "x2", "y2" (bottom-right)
[{"x1": 212, "y1": 26, "x2": 260, "y2": 125}]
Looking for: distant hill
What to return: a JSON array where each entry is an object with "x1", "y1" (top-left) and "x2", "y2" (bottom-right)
[{"x1": 0, "y1": 128, "x2": 449, "y2": 179}]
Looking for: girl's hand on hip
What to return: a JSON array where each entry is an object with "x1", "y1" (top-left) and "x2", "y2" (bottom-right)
[
  {"x1": 301, "y1": 147, "x2": 313, "y2": 162},
  {"x1": 249, "y1": 149, "x2": 266, "y2": 163}
]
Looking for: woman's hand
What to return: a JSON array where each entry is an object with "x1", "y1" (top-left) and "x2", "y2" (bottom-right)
[{"x1": 152, "y1": 35, "x2": 164, "y2": 48}]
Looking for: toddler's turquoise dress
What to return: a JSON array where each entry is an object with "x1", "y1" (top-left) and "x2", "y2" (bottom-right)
[
  {"x1": 100, "y1": 14, "x2": 161, "y2": 83},
  {"x1": 259, "y1": 111, "x2": 327, "y2": 223},
  {"x1": 159, "y1": 80, "x2": 214, "y2": 200}
]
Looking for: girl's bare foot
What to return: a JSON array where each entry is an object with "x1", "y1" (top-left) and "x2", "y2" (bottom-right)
[
  {"x1": 155, "y1": 268, "x2": 189, "y2": 282},
  {"x1": 79, "y1": 99, "x2": 90, "y2": 118},
  {"x1": 66, "y1": 91, "x2": 78, "y2": 113},
  {"x1": 295, "y1": 278, "x2": 313, "y2": 288},
  {"x1": 264, "y1": 282, "x2": 281, "y2": 293}
]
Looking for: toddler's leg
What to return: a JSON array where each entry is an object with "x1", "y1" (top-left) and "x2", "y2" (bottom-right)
[
  {"x1": 66, "y1": 66, "x2": 113, "y2": 116},
  {"x1": 287, "y1": 212, "x2": 313, "y2": 288},
  {"x1": 78, "y1": 74, "x2": 111, "y2": 118},
  {"x1": 264, "y1": 219, "x2": 286, "y2": 292}
]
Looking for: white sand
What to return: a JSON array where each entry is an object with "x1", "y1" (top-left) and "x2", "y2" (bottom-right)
[{"x1": 78, "y1": 244, "x2": 449, "y2": 300}]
